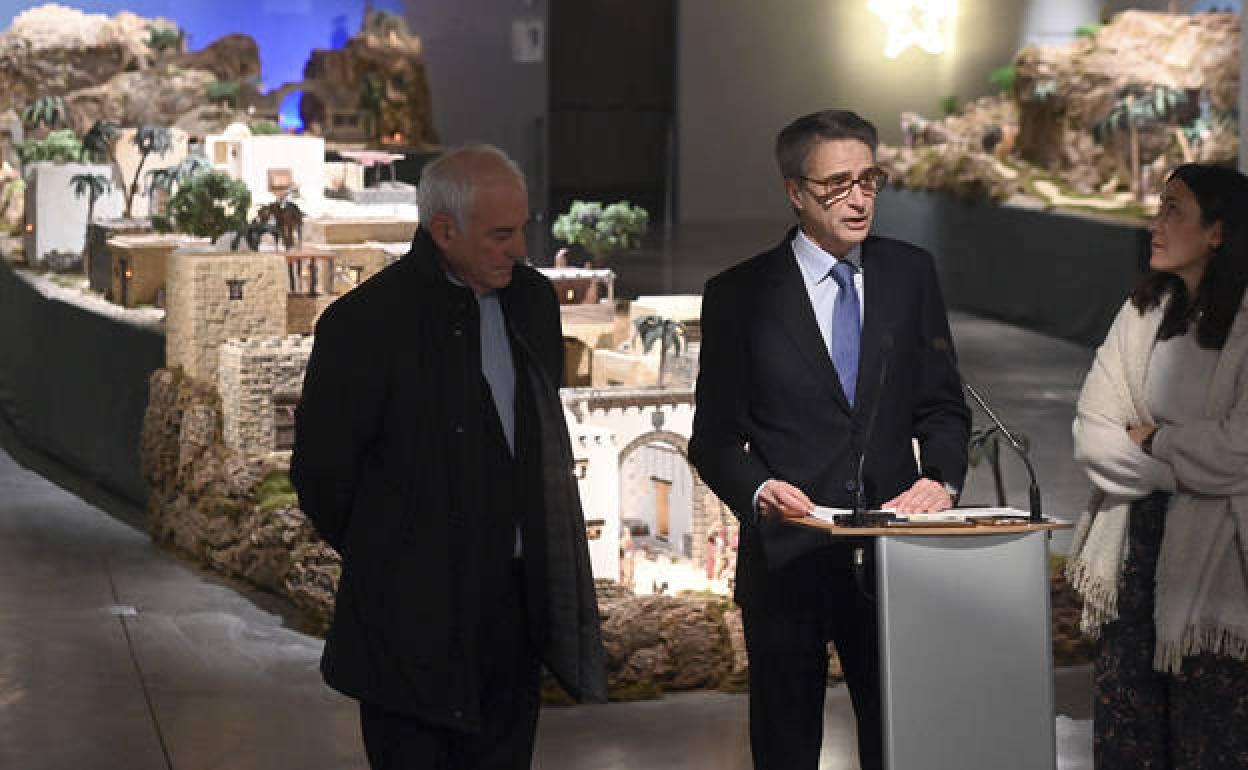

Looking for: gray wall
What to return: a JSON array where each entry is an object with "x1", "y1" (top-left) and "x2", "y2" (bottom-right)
[
  {"x1": 405, "y1": 1, "x2": 549, "y2": 210},
  {"x1": 676, "y1": 0, "x2": 1098, "y2": 224}
]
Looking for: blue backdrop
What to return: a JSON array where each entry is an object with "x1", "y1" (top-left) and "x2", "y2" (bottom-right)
[{"x1": 1, "y1": 0, "x2": 405, "y2": 92}]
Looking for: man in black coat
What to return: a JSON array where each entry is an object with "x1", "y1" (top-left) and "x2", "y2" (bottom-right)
[
  {"x1": 689, "y1": 111, "x2": 970, "y2": 770},
  {"x1": 292, "y1": 145, "x2": 606, "y2": 769}
]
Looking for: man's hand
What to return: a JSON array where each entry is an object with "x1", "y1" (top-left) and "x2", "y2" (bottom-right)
[
  {"x1": 884, "y1": 478, "x2": 952, "y2": 514},
  {"x1": 758, "y1": 479, "x2": 814, "y2": 520}
]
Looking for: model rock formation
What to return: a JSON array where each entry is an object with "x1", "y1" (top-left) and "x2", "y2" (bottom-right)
[
  {"x1": 0, "y1": 4, "x2": 261, "y2": 136},
  {"x1": 179, "y1": 33, "x2": 262, "y2": 85},
  {"x1": 302, "y1": 11, "x2": 438, "y2": 146},
  {"x1": 0, "y1": 5, "x2": 163, "y2": 117},
  {"x1": 140, "y1": 364, "x2": 1094, "y2": 699},
  {"x1": 880, "y1": 10, "x2": 1238, "y2": 215}
]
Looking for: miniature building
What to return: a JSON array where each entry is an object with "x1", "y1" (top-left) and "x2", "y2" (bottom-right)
[
  {"x1": 562, "y1": 388, "x2": 724, "y2": 563},
  {"x1": 218, "y1": 335, "x2": 313, "y2": 453},
  {"x1": 86, "y1": 219, "x2": 154, "y2": 295},
  {"x1": 287, "y1": 294, "x2": 338, "y2": 335},
  {"x1": 105, "y1": 234, "x2": 209, "y2": 308},
  {"x1": 302, "y1": 216, "x2": 418, "y2": 245},
  {"x1": 568, "y1": 414, "x2": 621, "y2": 580},
  {"x1": 203, "y1": 125, "x2": 326, "y2": 209},
  {"x1": 165, "y1": 249, "x2": 287, "y2": 384},
  {"x1": 22, "y1": 162, "x2": 123, "y2": 268},
  {"x1": 325, "y1": 160, "x2": 365, "y2": 198},
  {"x1": 544, "y1": 266, "x2": 615, "y2": 306},
  {"x1": 306, "y1": 242, "x2": 395, "y2": 289}
]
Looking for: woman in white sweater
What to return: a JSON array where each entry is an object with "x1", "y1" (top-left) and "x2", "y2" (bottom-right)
[{"x1": 1070, "y1": 163, "x2": 1248, "y2": 768}]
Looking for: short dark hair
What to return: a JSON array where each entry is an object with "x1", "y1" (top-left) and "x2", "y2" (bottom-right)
[
  {"x1": 1131, "y1": 162, "x2": 1248, "y2": 350},
  {"x1": 775, "y1": 110, "x2": 879, "y2": 180}
]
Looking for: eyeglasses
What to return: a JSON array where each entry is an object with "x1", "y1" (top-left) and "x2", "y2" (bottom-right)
[{"x1": 798, "y1": 167, "x2": 889, "y2": 205}]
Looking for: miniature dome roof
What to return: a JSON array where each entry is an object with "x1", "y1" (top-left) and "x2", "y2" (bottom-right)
[{"x1": 223, "y1": 122, "x2": 252, "y2": 139}]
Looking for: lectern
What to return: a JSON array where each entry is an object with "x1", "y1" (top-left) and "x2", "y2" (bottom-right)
[{"x1": 797, "y1": 511, "x2": 1069, "y2": 770}]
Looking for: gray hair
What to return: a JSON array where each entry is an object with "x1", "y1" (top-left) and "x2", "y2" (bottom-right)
[{"x1": 415, "y1": 144, "x2": 527, "y2": 229}]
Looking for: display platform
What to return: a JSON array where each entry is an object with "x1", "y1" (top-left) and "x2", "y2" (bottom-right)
[
  {"x1": 0, "y1": 258, "x2": 163, "y2": 505},
  {"x1": 874, "y1": 187, "x2": 1150, "y2": 347}
]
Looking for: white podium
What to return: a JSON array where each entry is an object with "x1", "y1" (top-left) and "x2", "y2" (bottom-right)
[{"x1": 800, "y1": 513, "x2": 1067, "y2": 770}]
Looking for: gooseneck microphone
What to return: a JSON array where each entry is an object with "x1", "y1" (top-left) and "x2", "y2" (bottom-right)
[
  {"x1": 932, "y1": 337, "x2": 1045, "y2": 523},
  {"x1": 845, "y1": 335, "x2": 894, "y2": 528}
]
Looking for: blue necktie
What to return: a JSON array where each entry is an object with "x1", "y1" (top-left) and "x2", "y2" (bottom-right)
[{"x1": 828, "y1": 261, "x2": 861, "y2": 406}]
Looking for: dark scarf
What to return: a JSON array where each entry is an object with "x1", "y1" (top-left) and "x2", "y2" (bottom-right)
[{"x1": 513, "y1": 334, "x2": 608, "y2": 703}]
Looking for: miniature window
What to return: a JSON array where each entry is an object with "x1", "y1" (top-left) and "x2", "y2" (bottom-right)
[
  {"x1": 273, "y1": 391, "x2": 300, "y2": 452},
  {"x1": 226, "y1": 279, "x2": 245, "y2": 300}
]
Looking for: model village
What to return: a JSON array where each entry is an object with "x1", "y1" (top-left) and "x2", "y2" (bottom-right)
[{"x1": 0, "y1": 4, "x2": 1098, "y2": 701}]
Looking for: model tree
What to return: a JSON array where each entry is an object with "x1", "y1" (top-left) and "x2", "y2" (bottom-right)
[
  {"x1": 1091, "y1": 85, "x2": 1189, "y2": 200},
  {"x1": 158, "y1": 169, "x2": 251, "y2": 244},
  {"x1": 122, "y1": 125, "x2": 173, "y2": 218},
  {"x1": 145, "y1": 24, "x2": 184, "y2": 64},
  {"x1": 15, "y1": 129, "x2": 84, "y2": 167},
  {"x1": 552, "y1": 200, "x2": 649, "y2": 267},
  {"x1": 145, "y1": 155, "x2": 210, "y2": 217},
  {"x1": 634, "y1": 315, "x2": 686, "y2": 388},
  {"x1": 69, "y1": 172, "x2": 112, "y2": 274},
  {"x1": 20, "y1": 95, "x2": 69, "y2": 136}
]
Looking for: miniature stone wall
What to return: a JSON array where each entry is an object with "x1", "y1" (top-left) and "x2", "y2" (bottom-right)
[
  {"x1": 218, "y1": 335, "x2": 313, "y2": 453},
  {"x1": 165, "y1": 250, "x2": 286, "y2": 385}
]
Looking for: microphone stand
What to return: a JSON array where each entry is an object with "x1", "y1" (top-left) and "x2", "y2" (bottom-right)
[
  {"x1": 962, "y1": 382, "x2": 1044, "y2": 523},
  {"x1": 933, "y1": 337, "x2": 1045, "y2": 523},
  {"x1": 844, "y1": 336, "x2": 893, "y2": 528}
]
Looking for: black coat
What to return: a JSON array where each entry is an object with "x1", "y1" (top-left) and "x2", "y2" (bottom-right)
[
  {"x1": 291, "y1": 228, "x2": 567, "y2": 731},
  {"x1": 689, "y1": 231, "x2": 971, "y2": 609}
]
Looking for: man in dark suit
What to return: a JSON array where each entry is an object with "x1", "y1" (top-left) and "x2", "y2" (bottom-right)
[
  {"x1": 291, "y1": 145, "x2": 606, "y2": 769},
  {"x1": 689, "y1": 110, "x2": 970, "y2": 770}
]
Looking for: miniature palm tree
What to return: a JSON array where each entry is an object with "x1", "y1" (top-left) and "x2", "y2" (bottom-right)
[
  {"x1": 82, "y1": 120, "x2": 120, "y2": 164},
  {"x1": 69, "y1": 172, "x2": 112, "y2": 274},
  {"x1": 122, "y1": 125, "x2": 173, "y2": 218},
  {"x1": 20, "y1": 95, "x2": 69, "y2": 134},
  {"x1": 634, "y1": 315, "x2": 686, "y2": 388},
  {"x1": 145, "y1": 155, "x2": 210, "y2": 216},
  {"x1": 1091, "y1": 85, "x2": 1189, "y2": 200}
]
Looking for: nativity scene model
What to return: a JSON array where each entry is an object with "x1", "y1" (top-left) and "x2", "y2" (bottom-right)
[{"x1": 2, "y1": 2, "x2": 1206, "y2": 701}]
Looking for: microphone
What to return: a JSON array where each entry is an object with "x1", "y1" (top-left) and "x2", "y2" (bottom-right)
[
  {"x1": 932, "y1": 337, "x2": 1045, "y2": 523},
  {"x1": 843, "y1": 335, "x2": 894, "y2": 528}
]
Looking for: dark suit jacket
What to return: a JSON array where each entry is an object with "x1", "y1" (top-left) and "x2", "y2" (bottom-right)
[
  {"x1": 290, "y1": 228, "x2": 566, "y2": 732},
  {"x1": 688, "y1": 230, "x2": 970, "y2": 609}
]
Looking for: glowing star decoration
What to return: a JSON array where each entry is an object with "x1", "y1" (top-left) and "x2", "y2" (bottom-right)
[{"x1": 868, "y1": 0, "x2": 957, "y2": 59}]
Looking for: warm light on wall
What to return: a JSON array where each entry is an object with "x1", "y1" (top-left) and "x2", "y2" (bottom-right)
[{"x1": 867, "y1": 0, "x2": 958, "y2": 59}]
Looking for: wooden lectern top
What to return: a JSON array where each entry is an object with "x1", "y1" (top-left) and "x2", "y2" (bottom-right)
[{"x1": 793, "y1": 513, "x2": 1072, "y2": 538}]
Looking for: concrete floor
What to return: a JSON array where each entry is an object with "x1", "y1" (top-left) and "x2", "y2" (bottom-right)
[{"x1": 0, "y1": 303, "x2": 1097, "y2": 769}]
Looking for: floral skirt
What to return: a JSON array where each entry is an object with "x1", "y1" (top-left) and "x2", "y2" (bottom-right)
[{"x1": 1094, "y1": 490, "x2": 1248, "y2": 769}]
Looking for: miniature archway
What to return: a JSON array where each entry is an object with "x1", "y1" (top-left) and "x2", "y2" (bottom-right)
[{"x1": 616, "y1": 429, "x2": 726, "y2": 562}]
